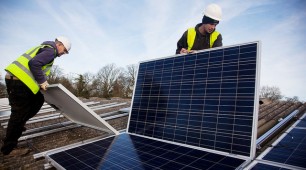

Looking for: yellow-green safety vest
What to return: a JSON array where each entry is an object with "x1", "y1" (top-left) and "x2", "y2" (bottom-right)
[
  {"x1": 5, "y1": 45, "x2": 56, "y2": 94},
  {"x1": 187, "y1": 28, "x2": 220, "y2": 51}
]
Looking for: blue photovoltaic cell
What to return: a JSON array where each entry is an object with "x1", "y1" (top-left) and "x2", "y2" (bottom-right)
[
  {"x1": 262, "y1": 128, "x2": 306, "y2": 169},
  {"x1": 295, "y1": 116, "x2": 306, "y2": 128},
  {"x1": 250, "y1": 163, "x2": 291, "y2": 170},
  {"x1": 49, "y1": 133, "x2": 246, "y2": 170},
  {"x1": 129, "y1": 43, "x2": 259, "y2": 156}
]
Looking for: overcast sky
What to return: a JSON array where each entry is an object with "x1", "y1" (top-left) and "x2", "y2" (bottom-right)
[{"x1": 1, "y1": 0, "x2": 305, "y2": 101}]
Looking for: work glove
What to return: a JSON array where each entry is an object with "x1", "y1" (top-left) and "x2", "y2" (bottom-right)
[{"x1": 40, "y1": 81, "x2": 49, "y2": 91}]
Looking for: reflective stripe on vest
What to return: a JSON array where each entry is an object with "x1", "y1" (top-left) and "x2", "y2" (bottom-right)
[
  {"x1": 187, "y1": 28, "x2": 220, "y2": 50},
  {"x1": 5, "y1": 45, "x2": 56, "y2": 94}
]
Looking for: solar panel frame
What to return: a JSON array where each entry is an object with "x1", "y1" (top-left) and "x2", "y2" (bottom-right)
[
  {"x1": 42, "y1": 84, "x2": 119, "y2": 135},
  {"x1": 127, "y1": 41, "x2": 261, "y2": 159},
  {"x1": 245, "y1": 160, "x2": 293, "y2": 170}
]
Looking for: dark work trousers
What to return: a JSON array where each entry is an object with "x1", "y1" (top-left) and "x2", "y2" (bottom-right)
[{"x1": 1, "y1": 78, "x2": 44, "y2": 153}]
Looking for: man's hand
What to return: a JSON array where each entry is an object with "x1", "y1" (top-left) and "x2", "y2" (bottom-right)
[
  {"x1": 180, "y1": 48, "x2": 188, "y2": 54},
  {"x1": 180, "y1": 48, "x2": 195, "y2": 54},
  {"x1": 40, "y1": 81, "x2": 49, "y2": 91}
]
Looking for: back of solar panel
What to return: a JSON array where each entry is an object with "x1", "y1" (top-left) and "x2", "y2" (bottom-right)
[{"x1": 128, "y1": 42, "x2": 260, "y2": 158}]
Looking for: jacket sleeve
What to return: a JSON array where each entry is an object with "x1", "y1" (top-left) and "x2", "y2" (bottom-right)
[
  {"x1": 176, "y1": 30, "x2": 188, "y2": 54},
  {"x1": 28, "y1": 47, "x2": 55, "y2": 84},
  {"x1": 212, "y1": 34, "x2": 223, "y2": 47}
]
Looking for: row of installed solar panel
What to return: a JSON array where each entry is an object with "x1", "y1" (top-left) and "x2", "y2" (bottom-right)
[{"x1": 45, "y1": 42, "x2": 260, "y2": 169}]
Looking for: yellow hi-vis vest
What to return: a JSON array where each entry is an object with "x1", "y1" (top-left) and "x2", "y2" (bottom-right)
[
  {"x1": 187, "y1": 28, "x2": 220, "y2": 51},
  {"x1": 5, "y1": 45, "x2": 56, "y2": 94}
]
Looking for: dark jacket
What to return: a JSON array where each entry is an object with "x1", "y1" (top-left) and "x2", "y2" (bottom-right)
[
  {"x1": 176, "y1": 23, "x2": 222, "y2": 54},
  {"x1": 28, "y1": 41, "x2": 59, "y2": 84}
]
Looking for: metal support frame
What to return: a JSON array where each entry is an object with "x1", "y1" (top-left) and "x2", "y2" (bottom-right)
[
  {"x1": 256, "y1": 110, "x2": 299, "y2": 149},
  {"x1": 19, "y1": 112, "x2": 128, "y2": 141},
  {"x1": 1, "y1": 102, "x2": 128, "y2": 128}
]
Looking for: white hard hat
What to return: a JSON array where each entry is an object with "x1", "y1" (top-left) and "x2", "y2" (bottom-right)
[
  {"x1": 56, "y1": 36, "x2": 71, "y2": 53},
  {"x1": 204, "y1": 4, "x2": 222, "y2": 21}
]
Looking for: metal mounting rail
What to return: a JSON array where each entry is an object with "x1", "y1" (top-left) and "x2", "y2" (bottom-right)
[
  {"x1": 18, "y1": 112, "x2": 128, "y2": 141},
  {"x1": 22, "y1": 111, "x2": 122, "y2": 135},
  {"x1": 1, "y1": 102, "x2": 128, "y2": 128},
  {"x1": 256, "y1": 110, "x2": 299, "y2": 149}
]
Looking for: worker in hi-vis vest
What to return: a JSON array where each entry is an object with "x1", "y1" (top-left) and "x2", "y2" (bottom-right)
[
  {"x1": 176, "y1": 4, "x2": 223, "y2": 54},
  {"x1": 1, "y1": 36, "x2": 71, "y2": 155}
]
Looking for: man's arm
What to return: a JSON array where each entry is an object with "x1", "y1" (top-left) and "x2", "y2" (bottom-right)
[
  {"x1": 28, "y1": 48, "x2": 55, "y2": 84},
  {"x1": 176, "y1": 31, "x2": 188, "y2": 54},
  {"x1": 212, "y1": 34, "x2": 222, "y2": 47}
]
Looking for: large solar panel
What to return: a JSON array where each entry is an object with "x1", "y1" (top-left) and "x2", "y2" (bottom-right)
[
  {"x1": 128, "y1": 42, "x2": 260, "y2": 157},
  {"x1": 42, "y1": 84, "x2": 118, "y2": 134},
  {"x1": 46, "y1": 133, "x2": 247, "y2": 170}
]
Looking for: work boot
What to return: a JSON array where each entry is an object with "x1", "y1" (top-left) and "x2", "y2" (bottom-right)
[{"x1": 1, "y1": 142, "x2": 16, "y2": 155}]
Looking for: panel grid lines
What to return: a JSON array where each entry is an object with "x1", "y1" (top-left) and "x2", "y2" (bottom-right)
[
  {"x1": 129, "y1": 43, "x2": 259, "y2": 156},
  {"x1": 49, "y1": 134, "x2": 246, "y2": 170}
]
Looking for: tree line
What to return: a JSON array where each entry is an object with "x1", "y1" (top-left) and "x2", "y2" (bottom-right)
[
  {"x1": 259, "y1": 85, "x2": 300, "y2": 102},
  {"x1": 0, "y1": 68, "x2": 302, "y2": 102},
  {"x1": 0, "y1": 63, "x2": 137, "y2": 99}
]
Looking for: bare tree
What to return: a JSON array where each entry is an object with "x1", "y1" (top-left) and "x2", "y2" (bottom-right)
[
  {"x1": 260, "y1": 86, "x2": 283, "y2": 101},
  {"x1": 95, "y1": 64, "x2": 121, "y2": 98},
  {"x1": 74, "y1": 72, "x2": 94, "y2": 98},
  {"x1": 112, "y1": 73, "x2": 125, "y2": 97},
  {"x1": 0, "y1": 73, "x2": 7, "y2": 98},
  {"x1": 47, "y1": 65, "x2": 76, "y2": 94},
  {"x1": 48, "y1": 65, "x2": 63, "y2": 84},
  {"x1": 285, "y1": 96, "x2": 300, "y2": 103},
  {"x1": 90, "y1": 78, "x2": 100, "y2": 97},
  {"x1": 59, "y1": 76, "x2": 75, "y2": 94},
  {"x1": 124, "y1": 64, "x2": 137, "y2": 97},
  {"x1": 110, "y1": 64, "x2": 138, "y2": 98}
]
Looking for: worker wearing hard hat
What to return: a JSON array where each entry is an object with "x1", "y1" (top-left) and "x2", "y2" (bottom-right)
[
  {"x1": 1, "y1": 36, "x2": 71, "y2": 155},
  {"x1": 176, "y1": 4, "x2": 222, "y2": 54}
]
